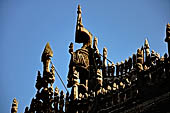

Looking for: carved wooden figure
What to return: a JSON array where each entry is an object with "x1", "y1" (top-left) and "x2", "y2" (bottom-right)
[
  {"x1": 54, "y1": 86, "x2": 60, "y2": 112},
  {"x1": 116, "y1": 62, "x2": 120, "y2": 76},
  {"x1": 59, "y1": 90, "x2": 65, "y2": 112},
  {"x1": 144, "y1": 39, "x2": 150, "y2": 66}
]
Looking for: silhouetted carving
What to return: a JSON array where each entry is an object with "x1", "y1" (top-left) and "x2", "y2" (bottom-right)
[
  {"x1": 69, "y1": 42, "x2": 74, "y2": 54},
  {"x1": 11, "y1": 98, "x2": 18, "y2": 113},
  {"x1": 35, "y1": 71, "x2": 42, "y2": 92},
  {"x1": 116, "y1": 62, "x2": 120, "y2": 76},
  {"x1": 128, "y1": 56, "x2": 132, "y2": 72},
  {"x1": 54, "y1": 86, "x2": 60, "y2": 112},
  {"x1": 144, "y1": 39, "x2": 150, "y2": 66},
  {"x1": 137, "y1": 48, "x2": 143, "y2": 71},
  {"x1": 11, "y1": 5, "x2": 170, "y2": 113},
  {"x1": 75, "y1": 5, "x2": 92, "y2": 49},
  {"x1": 133, "y1": 54, "x2": 137, "y2": 69},
  {"x1": 59, "y1": 90, "x2": 65, "y2": 112}
]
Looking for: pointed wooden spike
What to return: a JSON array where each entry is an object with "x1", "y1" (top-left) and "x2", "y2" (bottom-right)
[
  {"x1": 78, "y1": 4, "x2": 81, "y2": 13},
  {"x1": 144, "y1": 38, "x2": 150, "y2": 48},
  {"x1": 41, "y1": 42, "x2": 53, "y2": 61}
]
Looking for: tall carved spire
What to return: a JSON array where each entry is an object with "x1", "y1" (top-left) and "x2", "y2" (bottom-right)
[
  {"x1": 41, "y1": 42, "x2": 53, "y2": 73},
  {"x1": 75, "y1": 5, "x2": 92, "y2": 49},
  {"x1": 76, "y1": 4, "x2": 83, "y2": 30},
  {"x1": 41, "y1": 42, "x2": 53, "y2": 61}
]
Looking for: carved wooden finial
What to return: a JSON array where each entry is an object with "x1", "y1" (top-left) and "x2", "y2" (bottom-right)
[
  {"x1": 11, "y1": 98, "x2": 18, "y2": 113},
  {"x1": 41, "y1": 42, "x2": 53, "y2": 62},
  {"x1": 76, "y1": 4, "x2": 83, "y2": 30},
  {"x1": 144, "y1": 38, "x2": 150, "y2": 49},
  {"x1": 75, "y1": 5, "x2": 92, "y2": 49},
  {"x1": 41, "y1": 42, "x2": 53, "y2": 73},
  {"x1": 93, "y1": 37, "x2": 98, "y2": 51},
  {"x1": 77, "y1": 4, "x2": 82, "y2": 14}
]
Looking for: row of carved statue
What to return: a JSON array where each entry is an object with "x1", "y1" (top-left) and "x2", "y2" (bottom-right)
[{"x1": 101, "y1": 39, "x2": 169, "y2": 77}]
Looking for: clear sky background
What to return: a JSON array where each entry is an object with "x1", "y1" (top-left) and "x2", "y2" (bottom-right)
[{"x1": 0, "y1": 0, "x2": 170, "y2": 113}]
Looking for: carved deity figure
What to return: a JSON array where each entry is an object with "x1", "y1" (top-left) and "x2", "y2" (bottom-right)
[
  {"x1": 151, "y1": 50, "x2": 156, "y2": 65},
  {"x1": 96, "y1": 69, "x2": 103, "y2": 95},
  {"x1": 128, "y1": 56, "x2": 132, "y2": 72},
  {"x1": 54, "y1": 87, "x2": 60, "y2": 112},
  {"x1": 137, "y1": 48, "x2": 143, "y2": 71},
  {"x1": 65, "y1": 92, "x2": 70, "y2": 113},
  {"x1": 93, "y1": 37, "x2": 99, "y2": 52},
  {"x1": 116, "y1": 62, "x2": 120, "y2": 76},
  {"x1": 59, "y1": 90, "x2": 65, "y2": 112},
  {"x1": 71, "y1": 69, "x2": 79, "y2": 100}
]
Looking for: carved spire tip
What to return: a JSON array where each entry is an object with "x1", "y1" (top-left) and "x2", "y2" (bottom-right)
[
  {"x1": 167, "y1": 22, "x2": 170, "y2": 26},
  {"x1": 77, "y1": 4, "x2": 81, "y2": 13},
  {"x1": 144, "y1": 38, "x2": 150, "y2": 48},
  {"x1": 41, "y1": 42, "x2": 53, "y2": 62}
]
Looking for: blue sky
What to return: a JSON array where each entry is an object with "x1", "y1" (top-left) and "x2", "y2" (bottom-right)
[{"x1": 0, "y1": 0, "x2": 170, "y2": 113}]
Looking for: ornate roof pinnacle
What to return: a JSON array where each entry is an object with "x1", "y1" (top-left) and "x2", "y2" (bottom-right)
[
  {"x1": 144, "y1": 38, "x2": 150, "y2": 48},
  {"x1": 41, "y1": 42, "x2": 53, "y2": 62},
  {"x1": 167, "y1": 22, "x2": 170, "y2": 26},
  {"x1": 77, "y1": 4, "x2": 81, "y2": 14}
]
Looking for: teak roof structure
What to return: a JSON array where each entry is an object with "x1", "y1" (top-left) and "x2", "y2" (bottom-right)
[{"x1": 11, "y1": 5, "x2": 170, "y2": 113}]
